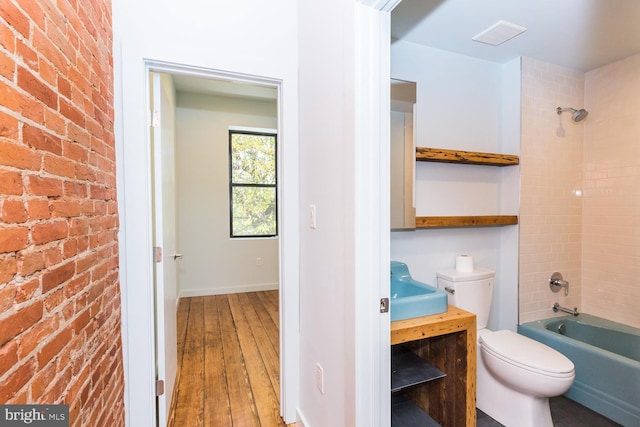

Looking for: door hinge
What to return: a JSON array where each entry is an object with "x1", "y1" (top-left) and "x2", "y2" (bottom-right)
[
  {"x1": 151, "y1": 109, "x2": 160, "y2": 127},
  {"x1": 380, "y1": 298, "x2": 389, "y2": 313},
  {"x1": 156, "y1": 379, "x2": 165, "y2": 396},
  {"x1": 153, "y1": 246, "x2": 162, "y2": 263}
]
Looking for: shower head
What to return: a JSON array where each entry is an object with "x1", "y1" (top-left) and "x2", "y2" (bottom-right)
[{"x1": 557, "y1": 106, "x2": 589, "y2": 122}]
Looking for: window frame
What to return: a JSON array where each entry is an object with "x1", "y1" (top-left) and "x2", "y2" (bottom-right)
[{"x1": 228, "y1": 129, "x2": 278, "y2": 239}]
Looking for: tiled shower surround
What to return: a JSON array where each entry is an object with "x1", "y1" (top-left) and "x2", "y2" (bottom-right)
[{"x1": 519, "y1": 55, "x2": 640, "y2": 328}]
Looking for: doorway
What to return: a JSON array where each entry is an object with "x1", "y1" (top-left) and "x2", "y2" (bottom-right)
[{"x1": 147, "y1": 62, "x2": 294, "y2": 426}]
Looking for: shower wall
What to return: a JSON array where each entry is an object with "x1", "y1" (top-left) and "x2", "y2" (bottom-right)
[
  {"x1": 519, "y1": 55, "x2": 640, "y2": 328},
  {"x1": 519, "y1": 57, "x2": 584, "y2": 323},
  {"x1": 582, "y1": 54, "x2": 640, "y2": 328}
]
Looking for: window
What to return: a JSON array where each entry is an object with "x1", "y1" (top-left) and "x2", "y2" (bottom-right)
[{"x1": 229, "y1": 130, "x2": 277, "y2": 238}]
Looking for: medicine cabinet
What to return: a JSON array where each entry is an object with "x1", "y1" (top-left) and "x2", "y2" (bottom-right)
[{"x1": 390, "y1": 79, "x2": 416, "y2": 230}]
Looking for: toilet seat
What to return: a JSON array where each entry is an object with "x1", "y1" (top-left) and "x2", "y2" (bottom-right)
[{"x1": 479, "y1": 330, "x2": 574, "y2": 378}]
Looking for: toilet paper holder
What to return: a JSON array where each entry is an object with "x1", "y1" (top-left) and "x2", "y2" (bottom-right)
[{"x1": 549, "y1": 272, "x2": 569, "y2": 296}]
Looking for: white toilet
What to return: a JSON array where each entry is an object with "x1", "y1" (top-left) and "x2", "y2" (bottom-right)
[{"x1": 437, "y1": 268, "x2": 575, "y2": 427}]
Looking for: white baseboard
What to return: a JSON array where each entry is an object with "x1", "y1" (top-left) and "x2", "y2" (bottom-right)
[
  {"x1": 179, "y1": 282, "x2": 279, "y2": 299},
  {"x1": 296, "y1": 409, "x2": 310, "y2": 427}
]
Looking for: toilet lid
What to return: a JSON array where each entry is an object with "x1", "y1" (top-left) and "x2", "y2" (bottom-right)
[{"x1": 480, "y1": 330, "x2": 574, "y2": 376}]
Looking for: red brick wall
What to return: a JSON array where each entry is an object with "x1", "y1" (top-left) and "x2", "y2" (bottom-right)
[{"x1": 0, "y1": 0, "x2": 124, "y2": 426}]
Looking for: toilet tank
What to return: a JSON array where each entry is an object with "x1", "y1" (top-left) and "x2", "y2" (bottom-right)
[{"x1": 436, "y1": 268, "x2": 495, "y2": 329}]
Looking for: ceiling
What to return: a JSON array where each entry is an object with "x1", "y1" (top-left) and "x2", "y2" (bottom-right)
[
  {"x1": 391, "y1": 0, "x2": 640, "y2": 72},
  {"x1": 172, "y1": 74, "x2": 277, "y2": 101}
]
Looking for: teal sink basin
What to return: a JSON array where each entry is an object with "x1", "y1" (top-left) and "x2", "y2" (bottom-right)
[{"x1": 390, "y1": 261, "x2": 448, "y2": 321}]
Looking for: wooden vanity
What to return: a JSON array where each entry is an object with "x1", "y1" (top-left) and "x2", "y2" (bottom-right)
[{"x1": 391, "y1": 306, "x2": 477, "y2": 427}]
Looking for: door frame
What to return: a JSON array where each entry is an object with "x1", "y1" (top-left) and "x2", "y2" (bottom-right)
[{"x1": 120, "y1": 59, "x2": 298, "y2": 425}]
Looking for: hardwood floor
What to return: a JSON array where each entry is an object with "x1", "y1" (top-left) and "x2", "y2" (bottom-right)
[{"x1": 168, "y1": 291, "x2": 291, "y2": 427}]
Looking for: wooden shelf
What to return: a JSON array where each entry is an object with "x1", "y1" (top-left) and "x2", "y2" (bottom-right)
[
  {"x1": 415, "y1": 215, "x2": 518, "y2": 229},
  {"x1": 416, "y1": 147, "x2": 519, "y2": 166},
  {"x1": 392, "y1": 395, "x2": 440, "y2": 427},
  {"x1": 391, "y1": 347, "x2": 446, "y2": 392}
]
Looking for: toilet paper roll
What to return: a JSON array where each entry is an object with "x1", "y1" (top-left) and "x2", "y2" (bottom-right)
[{"x1": 455, "y1": 254, "x2": 474, "y2": 272}]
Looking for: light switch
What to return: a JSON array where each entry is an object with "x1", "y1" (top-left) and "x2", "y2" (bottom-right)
[{"x1": 309, "y1": 204, "x2": 316, "y2": 229}]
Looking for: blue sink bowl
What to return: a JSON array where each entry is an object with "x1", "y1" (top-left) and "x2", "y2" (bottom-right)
[{"x1": 390, "y1": 261, "x2": 448, "y2": 321}]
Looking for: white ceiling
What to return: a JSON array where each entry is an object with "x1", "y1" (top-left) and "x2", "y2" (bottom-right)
[
  {"x1": 172, "y1": 74, "x2": 277, "y2": 101},
  {"x1": 391, "y1": 0, "x2": 640, "y2": 71}
]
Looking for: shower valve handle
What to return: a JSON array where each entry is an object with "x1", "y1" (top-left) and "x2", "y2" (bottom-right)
[{"x1": 549, "y1": 272, "x2": 569, "y2": 296}]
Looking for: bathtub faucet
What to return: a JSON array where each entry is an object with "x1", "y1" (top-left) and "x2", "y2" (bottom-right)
[{"x1": 553, "y1": 303, "x2": 579, "y2": 317}]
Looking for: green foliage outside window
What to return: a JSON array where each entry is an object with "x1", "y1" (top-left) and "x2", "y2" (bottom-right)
[{"x1": 229, "y1": 131, "x2": 277, "y2": 237}]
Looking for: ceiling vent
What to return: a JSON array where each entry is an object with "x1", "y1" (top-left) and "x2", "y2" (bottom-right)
[{"x1": 472, "y1": 20, "x2": 527, "y2": 46}]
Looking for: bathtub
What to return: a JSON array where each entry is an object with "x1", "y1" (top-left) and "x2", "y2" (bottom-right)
[{"x1": 518, "y1": 313, "x2": 640, "y2": 426}]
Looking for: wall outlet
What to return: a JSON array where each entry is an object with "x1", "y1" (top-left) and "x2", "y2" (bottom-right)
[
  {"x1": 256, "y1": 257, "x2": 262, "y2": 266},
  {"x1": 315, "y1": 363, "x2": 324, "y2": 394}
]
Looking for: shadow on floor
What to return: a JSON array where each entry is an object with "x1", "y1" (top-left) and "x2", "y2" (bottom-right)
[{"x1": 476, "y1": 396, "x2": 622, "y2": 427}]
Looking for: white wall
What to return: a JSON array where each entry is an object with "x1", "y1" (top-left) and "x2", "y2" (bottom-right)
[
  {"x1": 390, "y1": 40, "x2": 520, "y2": 330},
  {"x1": 112, "y1": 1, "x2": 299, "y2": 425},
  {"x1": 298, "y1": 0, "x2": 357, "y2": 423},
  {"x1": 175, "y1": 92, "x2": 279, "y2": 297}
]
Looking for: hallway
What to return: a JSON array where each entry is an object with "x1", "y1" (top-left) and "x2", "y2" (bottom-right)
[{"x1": 168, "y1": 291, "x2": 289, "y2": 426}]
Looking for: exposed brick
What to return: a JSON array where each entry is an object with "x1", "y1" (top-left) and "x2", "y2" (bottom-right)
[
  {"x1": 0, "y1": 227, "x2": 29, "y2": 253},
  {"x1": 41, "y1": 261, "x2": 75, "y2": 292},
  {"x1": 27, "y1": 175, "x2": 63, "y2": 197},
  {"x1": 0, "y1": 359, "x2": 35, "y2": 402},
  {"x1": 71, "y1": 309, "x2": 90, "y2": 334},
  {"x1": 50, "y1": 199, "x2": 81, "y2": 218},
  {"x1": 0, "y1": 50, "x2": 14, "y2": 80},
  {"x1": 65, "y1": 272, "x2": 89, "y2": 298},
  {"x1": 18, "y1": 0, "x2": 46, "y2": 32},
  {"x1": 60, "y1": 98, "x2": 85, "y2": 128},
  {"x1": 14, "y1": 278, "x2": 39, "y2": 304},
  {"x1": 1, "y1": 0, "x2": 122, "y2": 422},
  {"x1": 0, "y1": 1, "x2": 30, "y2": 39},
  {"x1": 0, "y1": 170, "x2": 23, "y2": 195},
  {"x1": 0, "y1": 109, "x2": 19, "y2": 140},
  {"x1": 30, "y1": 360, "x2": 56, "y2": 399},
  {"x1": 43, "y1": 246, "x2": 62, "y2": 267},
  {"x1": 0, "y1": 340, "x2": 19, "y2": 377},
  {"x1": 0, "y1": 282, "x2": 17, "y2": 312},
  {"x1": 17, "y1": 67, "x2": 57, "y2": 110},
  {"x1": 44, "y1": 109, "x2": 66, "y2": 136},
  {"x1": 0, "y1": 21, "x2": 16, "y2": 53},
  {"x1": 32, "y1": 220, "x2": 67, "y2": 245},
  {"x1": 64, "y1": 181, "x2": 87, "y2": 197},
  {"x1": 17, "y1": 314, "x2": 57, "y2": 358},
  {"x1": 32, "y1": 27, "x2": 68, "y2": 73},
  {"x1": 74, "y1": 163, "x2": 96, "y2": 182},
  {"x1": 44, "y1": 154, "x2": 75, "y2": 178},
  {"x1": 18, "y1": 251, "x2": 45, "y2": 276},
  {"x1": 38, "y1": 57, "x2": 57, "y2": 87},
  {"x1": 37, "y1": 327, "x2": 72, "y2": 367},
  {"x1": 27, "y1": 199, "x2": 50, "y2": 220},
  {"x1": 0, "y1": 141, "x2": 41, "y2": 170},
  {"x1": 0, "y1": 80, "x2": 45, "y2": 125},
  {"x1": 44, "y1": 245, "x2": 62, "y2": 270},
  {"x1": 16, "y1": 40, "x2": 38, "y2": 72},
  {"x1": 0, "y1": 301, "x2": 43, "y2": 347},
  {"x1": 1, "y1": 199, "x2": 28, "y2": 223},
  {"x1": 23, "y1": 124, "x2": 63, "y2": 155},
  {"x1": 63, "y1": 239, "x2": 78, "y2": 258}
]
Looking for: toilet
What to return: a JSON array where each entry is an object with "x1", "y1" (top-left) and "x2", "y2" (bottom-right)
[{"x1": 437, "y1": 268, "x2": 575, "y2": 427}]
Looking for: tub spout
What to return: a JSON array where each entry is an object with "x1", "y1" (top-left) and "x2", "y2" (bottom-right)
[{"x1": 553, "y1": 303, "x2": 579, "y2": 317}]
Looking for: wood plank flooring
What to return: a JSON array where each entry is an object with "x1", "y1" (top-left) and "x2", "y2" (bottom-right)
[{"x1": 168, "y1": 290, "x2": 291, "y2": 427}]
